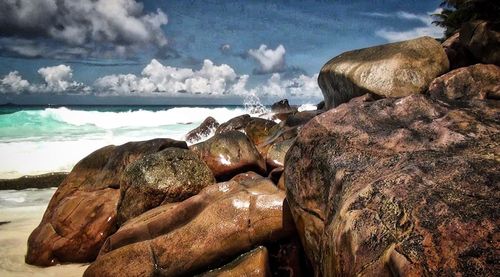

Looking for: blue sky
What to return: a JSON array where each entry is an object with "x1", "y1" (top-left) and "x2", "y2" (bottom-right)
[{"x1": 0, "y1": 0, "x2": 443, "y2": 105}]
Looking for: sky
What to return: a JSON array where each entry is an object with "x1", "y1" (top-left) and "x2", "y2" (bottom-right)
[{"x1": 0, "y1": 0, "x2": 443, "y2": 105}]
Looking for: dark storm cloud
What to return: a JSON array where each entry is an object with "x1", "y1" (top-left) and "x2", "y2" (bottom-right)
[{"x1": 0, "y1": 0, "x2": 168, "y2": 58}]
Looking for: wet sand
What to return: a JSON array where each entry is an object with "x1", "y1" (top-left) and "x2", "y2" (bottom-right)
[{"x1": 0, "y1": 205, "x2": 88, "y2": 276}]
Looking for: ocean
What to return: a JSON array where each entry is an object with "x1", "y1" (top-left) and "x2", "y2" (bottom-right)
[{"x1": 0, "y1": 104, "x2": 264, "y2": 179}]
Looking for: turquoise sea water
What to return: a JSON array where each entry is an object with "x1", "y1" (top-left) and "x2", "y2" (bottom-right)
[{"x1": 0, "y1": 105, "x2": 252, "y2": 178}]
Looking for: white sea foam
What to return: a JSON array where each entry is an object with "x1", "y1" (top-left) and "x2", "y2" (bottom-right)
[
  {"x1": 0, "y1": 106, "x2": 260, "y2": 178},
  {"x1": 298, "y1": 103, "x2": 318, "y2": 112},
  {"x1": 41, "y1": 107, "x2": 248, "y2": 129}
]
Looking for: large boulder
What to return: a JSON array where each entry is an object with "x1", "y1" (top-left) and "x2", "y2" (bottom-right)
[
  {"x1": 190, "y1": 131, "x2": 266, "y2": 180},
  {"x1": 26, "y1": 139, "x2": 188, "y2": 266},
  {"x1": 185, "y1": 116, "x2": 220, "y2": 143},
  {"x1": 84, "y1": 176, "x2": 295, "y2": 276},
  {"x1": 460, "y1": 21, "x2": 500, "y2": 66},
  {"x1": 318, "y1": 36, "x2": 449, "y2": 109},
  {"x1": 117, "y1": 147, "x2": 215, "y2": 225},
  {"x1": 428, "y1": 63, "x2": 500, "y2": 101},
  {"x1": 285, "y1": 94, "x2": 499, "y2": 276}
]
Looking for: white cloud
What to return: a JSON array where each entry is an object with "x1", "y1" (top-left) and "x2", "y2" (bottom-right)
[
  {"x1": 248, "y1": 44, "x2": 286, "y2": 74},
  {"x1": 95, "y1": 59, "x2": 239, "y2": 95},
  {"x1": 0, "y1": 71, "x2": 30, "y2": 94},
  {"x1": 366, "y1": 9, "x2": 444, "y2": 42},
  {"x1": 0, "y1": 60, "x2": 321, "y2": 99},
  {"x1": 0, "y1": 0, "x2": 168, "y2": 58},
  {"x1": 0, "y1": 65, "x2": 88, "y2": 94},
  {"x1": 37, "y1": 65, "x2": 84, "y2": 92}
]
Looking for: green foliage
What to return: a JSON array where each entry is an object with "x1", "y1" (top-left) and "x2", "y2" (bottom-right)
[{"x1": 433, "y1": 0, "x2": 500, "y2": 38}]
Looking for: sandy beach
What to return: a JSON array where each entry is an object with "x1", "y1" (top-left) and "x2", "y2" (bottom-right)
[{"x1": 0, "y1": 190, "x2": 87, "y2": 277}]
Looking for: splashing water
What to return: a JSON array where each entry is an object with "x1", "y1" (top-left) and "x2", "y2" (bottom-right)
[{"x1": 243, "y1": 93, "x2": 269, "y2": 115}]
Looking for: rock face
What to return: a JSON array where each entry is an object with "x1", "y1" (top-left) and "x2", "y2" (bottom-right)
[
  {"x1": 460, "y1": 21, "x2": 500, "y2": 66},
  {"x1": 117, "y1": 147, "x2": 215, "y2": 225},
  {"x1": 190, "y1": 131, "x2": 266, "y2": 180},
  {"x1": 84, "y1": 176, "x2": 294, "y2": 277},
  {"x1": 216, "y1": 114, "x2": 251, "y2": 134},
  {"x1": 442, "y1": 32, "x2": 476, "y2": 70},
  {"x1": 285, "y1": 94, "x2": 499, "y2": 276},
  {"x1": 318, "y1": 36, "x2": 449, "y2": 109},
  {"x1": 428, "y1": 63, "x2": 500, "y2": 101},
  {"x1": 26, "y1": 138, "x2": 188, "y2": 266},
  {"x1": 186, "y1": 116, "x2": 220, "y2": 143},
  {"x1": 200, "y1": 246, "x2": 270, "y2": 277}
]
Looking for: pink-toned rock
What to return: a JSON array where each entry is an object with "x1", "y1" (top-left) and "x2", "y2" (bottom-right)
[
  {"x1": 84, "y1": 175, "x2": 295, "y2": 276},
  {"x1": 285, "y1": 94, "x2": 499, "y2": 276},
  {"x1": 428, "y1": 63, "x2": 500, "y2": 100},
  {"x1": 190, "y1": 131, "x2": 266, "y2": 180},
  {"x1": 26, "y1": 138, "x2": 187, "y2": 266}
]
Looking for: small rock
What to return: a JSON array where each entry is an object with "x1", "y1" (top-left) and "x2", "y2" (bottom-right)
[
  {"x1": 185, "y1": 116, "x2": 220, "y2": 143},
  {"x1": 190, "y1": 131, "x2": 266, "y2": 180}
]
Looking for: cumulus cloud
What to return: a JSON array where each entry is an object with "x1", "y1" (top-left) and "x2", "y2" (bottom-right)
[
  {"x1": 95, "y1": 59, "x2": 239, "y2": 95},
  {"x1": 0, "y1": 0, "x2": 168, "y2": 58},
  {"x1": 0, "y1": 65, "x2": 88, "y2": 94},
  {"x1": 248, "y1": 44, "x2": 286, "y2": 74},
  {"x1": 364, "y1": 9, "x2": 444, "y2": 42},
  {"x1": 0, "y1": 60, "x2": 321, "y2": 99},
  {"x1": 0, "y1": 71, "x2": 30, "y2": 94}
]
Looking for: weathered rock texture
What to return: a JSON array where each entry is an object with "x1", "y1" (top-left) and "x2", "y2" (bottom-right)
[
  {"x1": 460, "y1": 20, "x2": 500, "y2": 66},
  {"x1": 285, "y1": 94, "x2": 499, "y2": 276},
  {"x1": 200, "y1": 246, "x2": 270, "y2": 277},
  {"x1": 186, "y1": 116, "x2": 220, "y2": 143},
  {"x1": 84, "y1": 176, "x2": 294, "y2": 276},
  {"x1": 271, "y1": 99, "x2": 297, "y2": 114},
  {"x1": 26, "y1": 138, "x2": 187, "y2": 266},
  {"x1": 318, "y1": 36, "x2": 449, "y2": 109},
  {"x1": 190, "y1": 131, "x2": 266, "y2": 180},
  {"x1": 117, "y1": 147, "x2": 215, "y2": 225},
  {"x1": 428, "y1": 63, "x2": 500, "y2": 101}
]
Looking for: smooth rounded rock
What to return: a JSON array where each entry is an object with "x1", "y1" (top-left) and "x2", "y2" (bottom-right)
[
  {"x1": 26, "y1": 138, "x2": 187, "y2": 266},
  {"x1": 84, "y1": 176, "x2": 295, "y2": 277},
  {"x1": 190, "y1": 131, "x2": 266, "y2": 180},
  {"x1": 318, "y1": 36, "x2": 449, "y2": 109}
]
